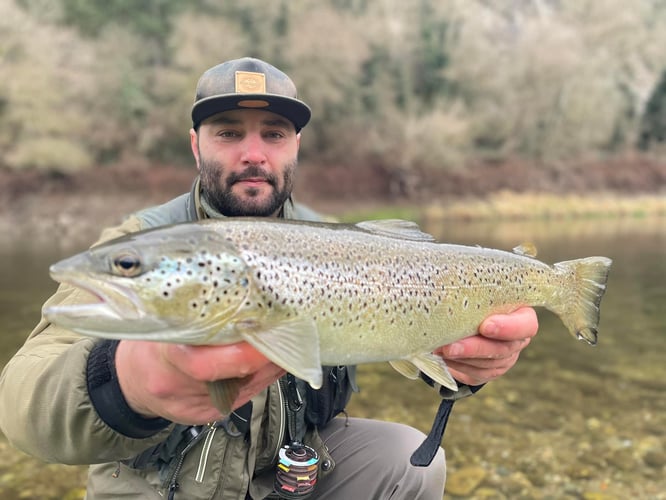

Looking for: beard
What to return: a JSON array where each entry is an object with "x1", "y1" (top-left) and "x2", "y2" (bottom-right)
[{"x1": 199, "y1": 156, "x2": 296, "y2": 217}]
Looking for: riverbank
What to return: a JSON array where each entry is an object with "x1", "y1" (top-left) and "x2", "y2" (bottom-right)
[{"x1": 1, "y1": 157, "x2": 664, "y2": 249}]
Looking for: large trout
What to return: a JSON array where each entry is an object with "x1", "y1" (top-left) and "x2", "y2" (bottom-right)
[{"x1": 45, "y1": 218, "x2": 611, "y2": 412}]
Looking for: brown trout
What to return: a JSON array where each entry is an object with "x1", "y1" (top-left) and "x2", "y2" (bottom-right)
[{"x1": 45, "y1": 218, "x2": 611, "y2": 412}]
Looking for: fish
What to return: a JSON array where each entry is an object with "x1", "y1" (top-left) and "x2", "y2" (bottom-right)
[{"x1": 44, "y1": 218, "x2": 612, "y2": 413}]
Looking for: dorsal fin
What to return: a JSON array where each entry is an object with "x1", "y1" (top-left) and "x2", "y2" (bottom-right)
[
  {"x1": 512, "y1": 242, "x2": 538, "y2": 258},
  {"x1": 355, "y1": 219, "x2": 436, "y2": 242}
]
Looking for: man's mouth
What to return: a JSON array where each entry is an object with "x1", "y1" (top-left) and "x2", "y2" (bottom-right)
[{"x1": 236, "y1": 177, "x2": 269, "y2": 185}]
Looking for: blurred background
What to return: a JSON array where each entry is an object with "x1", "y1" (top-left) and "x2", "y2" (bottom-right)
[
  {"x1": 1, "y1": 0, "x2": 666, "y2": 204},
  {"x1": 0, "y1": 1, "x2": 665, "y2": 499}
]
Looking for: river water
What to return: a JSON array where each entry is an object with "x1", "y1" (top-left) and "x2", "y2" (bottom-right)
[{"x1": 0, "y1": 216, "x2": 664, "y2": 499}]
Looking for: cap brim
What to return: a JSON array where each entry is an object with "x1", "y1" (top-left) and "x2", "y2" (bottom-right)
[{"x1": 192, "y1": 94, "x2": 311, "y2": 131}]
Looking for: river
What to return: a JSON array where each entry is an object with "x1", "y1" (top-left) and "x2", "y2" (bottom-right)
[{"x1": 0, "y1": 216, "x2": 664, "y2": 499}]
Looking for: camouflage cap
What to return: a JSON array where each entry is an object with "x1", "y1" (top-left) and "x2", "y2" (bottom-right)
[{"x1": 191, "y1": 57, "x2": 311, "y2": 132}]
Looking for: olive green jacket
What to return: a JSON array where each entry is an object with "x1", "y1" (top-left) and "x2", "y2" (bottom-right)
[{"x1": 0, "y1": 180, "x2": 335, "y2": 499}]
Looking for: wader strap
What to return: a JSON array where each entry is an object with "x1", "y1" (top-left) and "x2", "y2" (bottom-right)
[
  {"x1": 410, "y1": 383, "x2": 485, "y2": 467},
  {"x1": 409, "y1": 398, "x2": 455, "y2": 467}
]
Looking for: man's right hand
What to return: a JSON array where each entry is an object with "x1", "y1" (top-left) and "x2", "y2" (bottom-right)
[{"x1": 115, "y1": 340, "x2": 285, "y2": 424}]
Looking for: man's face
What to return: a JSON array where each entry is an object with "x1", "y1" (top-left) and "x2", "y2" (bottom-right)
[{"x1": 191, "y1": 109, "x2": 300, "y2": 217}]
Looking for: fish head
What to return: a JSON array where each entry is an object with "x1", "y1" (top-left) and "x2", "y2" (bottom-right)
[{"x1": 45, "y1": 223, "x2": 253, "y2": 344}]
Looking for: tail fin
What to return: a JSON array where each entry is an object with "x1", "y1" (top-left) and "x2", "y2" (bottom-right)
[{"x1": 550, "y1": 256, "x2": 612, "y2": 345}]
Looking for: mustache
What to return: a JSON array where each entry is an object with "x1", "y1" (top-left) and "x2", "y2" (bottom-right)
[{"x1": 227, "y1": 166, "x2": 278, "y2": 187}]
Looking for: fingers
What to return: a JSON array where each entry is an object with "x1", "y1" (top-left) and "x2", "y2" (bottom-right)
[
  {"x1": 478, "y1": 306, "x2": 539, "y2": 340},
  {"x1": 163, "y1": 343, "x2": 274, "y2": 381},
  {"x1": 445, "y1": 352, "x2": 521, "y2": 386},
  {"x1": 438, "y1": 335, "x2": 532, "y2": 360},
  {"x1": 115, "y1": 340, "x2": 280, "y2": 425},
  {"x1": 231, "y1": 364, "x2": 286, "y2": 410}
]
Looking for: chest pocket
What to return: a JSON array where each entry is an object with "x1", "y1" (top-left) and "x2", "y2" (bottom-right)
[{"x1": 123, "y1": 420, "x2": 251, "y2": 500}]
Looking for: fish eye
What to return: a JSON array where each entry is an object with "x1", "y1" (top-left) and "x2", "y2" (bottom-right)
[{"x1": 112, "y1": 252, "x2": 142, "y2": 277}]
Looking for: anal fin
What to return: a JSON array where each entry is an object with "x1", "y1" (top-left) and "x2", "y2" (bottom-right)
[
  {"x1": 389, "y1": 359, "x2": 421, "y2": 379},
  {"x1": 409, "y1": 352, "x2": 459, "y2": 391}
]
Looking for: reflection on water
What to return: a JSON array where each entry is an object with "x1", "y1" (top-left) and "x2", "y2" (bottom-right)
[{"x1": 0, "y1": 217, "x2": 665, "y2": 499}]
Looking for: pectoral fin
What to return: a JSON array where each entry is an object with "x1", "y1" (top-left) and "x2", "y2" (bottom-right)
[
  {"x1": 206, "y1": 378, "x2": 243, "y2": 416},
  {"x1": 236, "y1": 316, "x2": 323, "y2": 389},
  {"x1": 408, "y1": 352, "x2": 459, "y2": 391}
]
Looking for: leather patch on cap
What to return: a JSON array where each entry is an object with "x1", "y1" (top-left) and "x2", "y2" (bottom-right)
[{"x1": 235, "y1": 71, "x2": 266, "y2": 94}]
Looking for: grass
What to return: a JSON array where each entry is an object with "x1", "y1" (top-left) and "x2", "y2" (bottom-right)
[
  {"x1": 335, "y1": 192, "x2": 666, "y2": 223},
  {"x1": 421, "y1": 192, "x2": 666, "y2": 221}
]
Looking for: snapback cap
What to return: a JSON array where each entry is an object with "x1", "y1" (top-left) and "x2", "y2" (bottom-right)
[{"x1": 191, "y1": 57, "x2": 311, "y2": 131}]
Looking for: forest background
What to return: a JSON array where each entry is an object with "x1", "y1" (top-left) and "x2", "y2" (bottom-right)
[{"x1": 1, "y1": 0, "x2": 666, "y2": 222}]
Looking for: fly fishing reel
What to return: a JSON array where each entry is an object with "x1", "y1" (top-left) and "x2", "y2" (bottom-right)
[{"x1": 274, "y1": 442, "x2": 319, "y2": 499}]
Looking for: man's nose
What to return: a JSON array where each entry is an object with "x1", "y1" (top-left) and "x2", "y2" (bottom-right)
[{"x1": 240, "y1": 134, "x2": 267, "y2": 164}]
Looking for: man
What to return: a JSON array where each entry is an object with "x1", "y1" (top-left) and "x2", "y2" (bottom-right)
[{"x1": 0, "y1": 57, "x2": 537, "y2": 499}]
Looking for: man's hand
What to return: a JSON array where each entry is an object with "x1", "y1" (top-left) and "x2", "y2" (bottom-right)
[
  {"x1": 434, "y1": 307, "x2": 538, "y2": 386},
  {"x1": 116, "y1": 341, "x2": 285, "y2": 425}
]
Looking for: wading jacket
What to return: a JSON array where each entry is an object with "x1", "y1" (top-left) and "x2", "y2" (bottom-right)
[{"x1": 0, "y1": 179, "x2": 355, "y2": 499}]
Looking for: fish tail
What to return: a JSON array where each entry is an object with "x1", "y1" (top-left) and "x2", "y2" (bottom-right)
[{"x1": 550, "y1": 256, "x2": 612, "y2": 345}]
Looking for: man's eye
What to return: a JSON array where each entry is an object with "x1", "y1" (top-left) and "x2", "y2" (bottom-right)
[
  {"x1": 217, "y1": 130, "x2": 240, "y2": 138},
  {"x1": 265, "y1": 131, "x2": 285, "y2": 140}
]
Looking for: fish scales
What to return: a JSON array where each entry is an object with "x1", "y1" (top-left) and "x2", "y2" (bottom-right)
[
  {"x1": 45, "y1": 218, "x2": 612, "y2": 408},
  {"x1": 232, "y1": 225, "x2": 539, "y2": 363}
]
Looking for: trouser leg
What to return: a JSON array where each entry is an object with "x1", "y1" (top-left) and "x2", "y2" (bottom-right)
[{"x1": 311, "y1": 418, "x2": 446, "y2": 500}]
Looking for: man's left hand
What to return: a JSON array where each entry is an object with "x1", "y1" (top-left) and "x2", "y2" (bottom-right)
[{"x1": 434, "y1": 307, "x2": 538, "y2": 387}]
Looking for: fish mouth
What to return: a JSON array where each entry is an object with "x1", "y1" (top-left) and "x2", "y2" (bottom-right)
[{"x1": 43, "y1": 272, "x2": 162, "y2": 336}]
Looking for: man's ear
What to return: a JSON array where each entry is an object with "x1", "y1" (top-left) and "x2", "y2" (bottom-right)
[{"x1": 190, "y1": 128, "x2": 201, "y2": 170}]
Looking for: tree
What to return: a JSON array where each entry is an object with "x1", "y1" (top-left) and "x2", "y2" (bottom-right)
[{"x1": 638, "y1": 69, "x2": 666, "y2": 150}]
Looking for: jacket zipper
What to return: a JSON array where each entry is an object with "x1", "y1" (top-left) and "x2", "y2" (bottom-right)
[
  {"x1": 165, "y1": 424, "x2": 214, "y2": 499},
  {"x1": 271, "y1": 379, "x2": 287, "y2": 466},
  {"x1": 195, "y1": 424, "x2": 218, "y2": 483}
]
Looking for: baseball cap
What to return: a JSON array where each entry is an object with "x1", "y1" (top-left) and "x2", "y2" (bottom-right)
[{"x1": 191, "y1": 57, "x2": 311, "y2": 132}]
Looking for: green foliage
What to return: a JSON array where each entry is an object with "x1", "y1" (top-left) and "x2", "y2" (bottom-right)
[
  {"x1": 57, "y1": 0, "x2": 185, "y2": 40},
  {"x1": 3, "y1": 0, "x2": 666, "y2": 174}
]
